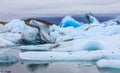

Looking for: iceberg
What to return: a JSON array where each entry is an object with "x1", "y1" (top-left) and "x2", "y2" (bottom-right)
[
  {"x1": 103, "y1": 20, "x2": 117, "y2": 26},
  {"x1": 97, "y1": 59, "x2": 120, "y2": 68},
  {"x1": 89, "y1": 16, "x2": 100, "y2": 25},
  {"x1": 21, "y1": 26, "x2": 39, "y2": 45},
  {"x1": 86, "y1": 12, "x2": 100, "y2": 25},
  {"x1": 18, "y1": 44, "x2": 59, "y2": 51},
  {"x1": 0, "y1": 24, "x2": 5, "y2": 33},
  {"x1": 0, "y1": 19, "x2": 31, "y2": 44},
  {"x1": 0, "y1": 37, "x2": 15, "y2": 48},
  {"x1": 0, "y1": 32, "x2": 22, "y2": 44},
  {"x1": 111, "y1": 16, "x2": 120, "y2": 25},
  {"x1": 19, "y1": 50, "x2": 120, "y2": 61},
  {"x1": 4, "y1": 19, "x2": 28, "y2": 33},
  {"x1": 60, "y1": 16, "x2": 82, "y2": 28},
  {"x1": 0, "y1": 19, "x2": 55, "y2": 45},
  {"x1": 29, "y1": 20, "x2": 55, "y2": 44}
]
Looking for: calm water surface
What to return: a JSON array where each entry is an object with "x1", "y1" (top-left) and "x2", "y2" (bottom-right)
[{"x1": 0, "y1": 49, "x2": 120, "y2": 73}]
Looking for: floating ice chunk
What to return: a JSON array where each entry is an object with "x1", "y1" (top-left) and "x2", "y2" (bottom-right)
[
  {"x1": 29, "y1": 20, "x2": 55, "y2": 44},
  {"x1": 60, "y1": 16, "x2": 82, "y2": 28},
  {"x1": 20, "y1": 50, "x2": 120, "y2": 61},
  {"x1": 103, "y1": 20, "x2": 117, "y2": 26},
  {"x1": 97, "y1": 59, "x2": 120, "y2": 68},
  {"x1": 56, "y1": 35, "x2": 73, "y2": 42},
  {"x1": 86, "y1": 12, "x2": 100, "y2": 25},
  {"x1": 103, "y1": 16, "x2": 120, "y2": 26},
  {"x1": 86, "y1": 25, "x2": 120, "y2": 36},
  {"x1": 113, "y1": 16, "x2": 120, "y2": 24},
  {"x1": 50, "y1": 25, "x2": 61, "y2": 39},
  {"x1": 50, "y1": 25, "x2": 85, "y2": 41},
  {"x1": 0, "y1": 37, "x2": 15, "y2": 48},
  {"x1": 18, "y1": 44, "x2": 57, "y2": 51},
  {"x1": 19, "y1": 51, "x2": 103, "y2": 61},
  {"x1": 89, "y1": 16, "x2": 100, "y2": 25},
  {"x1": 22, "y1": 26, "x2": 39, "y2": 45},
  {"x1": 4, "y1": 19, "x2": 28, "y2": 33},
  {"x1": 0, "y1": 24, "x2": 5, "y2": 33},
  {"x1": 0, "y1": 32, "x2": 22, "y2": 44},
  {"x1": 104, "y1": 25, "x2": 120, "y2": 36},
  {"x1": 85, "y1": 26, "x2": 104, "y2": 36}
]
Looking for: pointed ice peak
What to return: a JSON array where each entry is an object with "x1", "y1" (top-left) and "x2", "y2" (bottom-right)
[
  {"x1": 4, "y1": 19, "x2": 27, "y2": 33},
  {"x1": 60, "y1": 15, "x2": 82, "y2": 28},
  {"x1": 89, "y1": 16, "x2": 100, "y2": 24}
]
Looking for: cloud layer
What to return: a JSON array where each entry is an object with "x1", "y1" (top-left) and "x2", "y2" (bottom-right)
[{"x1": 0, "y1": 0, "x2": 120, "y2": 21}]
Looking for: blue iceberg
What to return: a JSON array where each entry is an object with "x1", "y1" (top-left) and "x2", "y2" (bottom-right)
[
  {"x1": 86, "y1": 12, "x2": 100, "y2": 24},
  {"x1": 60, "y1": 16, "x2": 82, "y2": 28}
]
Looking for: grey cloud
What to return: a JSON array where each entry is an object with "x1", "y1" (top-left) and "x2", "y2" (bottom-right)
[{"x1": 0, "y1": 0, "x2": 120, "y2": 21}]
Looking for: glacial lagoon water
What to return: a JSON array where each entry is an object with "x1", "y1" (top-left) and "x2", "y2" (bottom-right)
[
  {"x1": 0, "y1": 59, "x2": 99, "y2": 73},
  {"x1": 1, "y1": 46, "x2": 120, "y2": 73}
]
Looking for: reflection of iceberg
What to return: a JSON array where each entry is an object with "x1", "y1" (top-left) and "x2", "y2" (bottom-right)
[
  {"x1": 27, "y1": 63, "x2": 49, "y2": 72},
  {"x1": 21, "y1": 60, "x2": 49, "y2": 72},
  {"x1": 98, "y1": 66, "x2": 120, "y2": 73},
  {"x1": 0, "y1": 54, "x2": 18, "y2": 67}
]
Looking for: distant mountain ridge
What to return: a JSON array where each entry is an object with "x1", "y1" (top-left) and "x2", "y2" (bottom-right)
[{"x1": 0, "y1": 14, "x2": 119, "y2": 25}]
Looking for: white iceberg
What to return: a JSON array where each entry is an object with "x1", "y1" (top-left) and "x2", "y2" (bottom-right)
[
  {"x1": 97, "y1": 59, "x2": 120, "y2": 68},
  {"x1": 0, "y1": 32, "x2": 22, "y2": 44},
  {"x1": 0, "y1": 37, "x2": 15, "y2": 48},
  {"x1": 0, "y1": 24, "x2": 5, "y2": 33},
  {"x1": 29, "y1": 20, "x2": 55, "y2": 44},
  {"x1": 18, "y1": 44, "x2": 59, "y2": 51},
  {"x1": 4, "y1": 19, "x2": 28, "y2": 33},
  {"x1": 19, "y1": 50, "x2": 120, "y2": 61}
]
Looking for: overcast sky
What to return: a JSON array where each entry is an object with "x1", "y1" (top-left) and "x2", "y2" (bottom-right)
[{"x1": 0, "y1": 0, "x2": 120, "y2": 21}]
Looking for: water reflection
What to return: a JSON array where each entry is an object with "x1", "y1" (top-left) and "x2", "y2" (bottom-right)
[
  {"x1": 1, "y1": 59, "x2": 120, "y2": 73},
  {"x1": 27, "y1": 63, "x2": 49, "y2": 72},
  {"x1": 0, "y1": 54, "x2": 18, "y2": 67},
  {"x1": 98, "y1": 68, "x2": 120, "y2": 73},
  {"x1": 0, "y1": 61, "x2": 18, "y2": 67},
  {"x1": 20, "y1": 60, "x2": 99, "y2": 73}
]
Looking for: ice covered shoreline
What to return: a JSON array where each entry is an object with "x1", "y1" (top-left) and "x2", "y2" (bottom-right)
[{"x1": 0, "y1": 15, "x2": 120, "y2": 68}]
